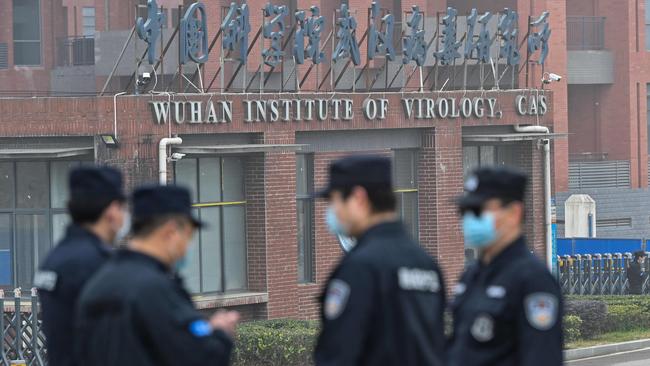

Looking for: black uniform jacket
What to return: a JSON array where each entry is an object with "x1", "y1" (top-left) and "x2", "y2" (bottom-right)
[
  {"x1": 447, "y1": 237, "x2": 563, "y2": 366},
  {"x1": 627, "y1": 262, "x2": 645, "y2": 294},
  {"x1": 36, "y1": 225, "x2": 112, "y2": 366},
  {"x1": 314, "y1": 221, "x2": 446, "y2": 366},
  {"x1": 75, "y1": 250, "x2": 233, "y2": 366}
]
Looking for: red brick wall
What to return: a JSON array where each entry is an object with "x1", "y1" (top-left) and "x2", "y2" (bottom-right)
[{"x1": 0, "y1": 90, "x2": 553, "y2": 319}]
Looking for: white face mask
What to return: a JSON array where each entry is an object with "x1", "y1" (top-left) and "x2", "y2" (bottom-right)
[{"x1": 115, "y1": 212, "x2": 131, "y2": 244}]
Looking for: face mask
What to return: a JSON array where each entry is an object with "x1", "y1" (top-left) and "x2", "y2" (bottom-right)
[
  {"x1": 175, "y1": 254, "x2": 189, "y2": 273},
  {"x1": 326, "y1": 206, "x2": 348, "y2": 236},
  {"x1": 115, "y1": 212, "x2": 131, "y2": 244},
  {"x1": 463, "y1": 212, "x2": 497, "y2": 248}
]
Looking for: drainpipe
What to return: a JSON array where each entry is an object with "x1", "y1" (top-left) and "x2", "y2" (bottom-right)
[
  {"x1": 159, "y1": 137, "x2": 182, "y2": 185},
  {"x1": 113, "y1": 91, "x2": 127, "y2": 139},
  {"x1": 514, "y1": 125, "x2": 553, "y2": 272}
]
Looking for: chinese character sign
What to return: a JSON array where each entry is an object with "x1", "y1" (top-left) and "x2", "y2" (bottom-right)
[
  {"x1": 528, "y1": 12, "x2": 551, "y2": 65},
  {"x1": 498, "y1": 8, "x2": 520, "y2": 66},
  {"x1": 464, "y1": 9, "x2": 493, "y2": 63},
  {"x1": 262, "y1": 3, "x2": 288, "y2": 67},
  {"x1": 402, "y1": 5, "x2": 427, "y2": 66},
  {"x1": 136, "y1": 0, "x2": 167, "y2": 65},
  {"x1": 294, "y1": 6, "x2": 324, "y2": 65},
  {"x1": 368, "y1": 1, "x2": 395, "y2": 61},
  {"x1": 180, "y1": 2, "x2": 209, "y2": 64},
  {"x1": 434, "y1": 7, "x2": 462, "y2": 65},
  {"x1": 333, "y1": 4, "x2": 361, "y2": 66},
  {"x1": 221, "y1": 2, "x2": 251, "y2": 64}
]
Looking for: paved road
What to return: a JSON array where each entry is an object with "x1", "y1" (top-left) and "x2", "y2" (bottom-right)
[{"x1": 566, "y1": 347, "x2": 650, "y2": 366}]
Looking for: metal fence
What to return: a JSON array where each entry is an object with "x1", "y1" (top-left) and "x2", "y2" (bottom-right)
[
  {"x1": 1, "y1": 289, "x2": 45, "y2": 366},
  {"x1": 558, "y1": 253, "x2": 650, "y2": 295},
  {"x1": 567, "y1": 16, "x2": 606, "y2": 50}
]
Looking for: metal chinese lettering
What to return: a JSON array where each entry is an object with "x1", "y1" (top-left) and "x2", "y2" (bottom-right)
[
  {"x1": 434, "y1": 7, "x2": 462, "y2": 66},
  {"x1": 262, "y1": 3, "x2": 288, "y2": 67},
  {"x1": 402, "y1": 5, "x2": 427, "y2": 66},
  {"x1": 180, "y1": 2, "x2": 209, "y2": 64},
  {"x1": 528, "y1": 12, "x2": 551, "y2": 65},
  {"x1": 221, "y1": 1, "x2": 251, "y2": 64},
  {"x1": 294, "y1": 6, "x2": 325, "y2": 65},
  {"x1": 367, "y1": 1, "x2": 395, "y2": 61},
  {"x1": 136, "y1": 0, "x2": 167, "y2": 64},
  {"x1": 464, "y1": 9, "x2": 493, "y2": 63},
  {"x1": 332, "y1": 4, "x2": 361, "y2": 65},
  {"x1": 498, "y1": 8, "x2": 520, "y2": 66}
]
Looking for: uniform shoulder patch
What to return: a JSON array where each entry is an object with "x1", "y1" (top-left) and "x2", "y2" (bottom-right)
[
  {"x1": 189, "y1": 320, "x2": 213, "y2": 337},
  {"x1": 324, "y1": 279, "x2": 350, "y2": 320},
  {"x1": 524, "y1": 292, "x2": 559, "y2": 331},
  {"x1": 34, "y1": 270, "x2": 58, "y2": 292}
]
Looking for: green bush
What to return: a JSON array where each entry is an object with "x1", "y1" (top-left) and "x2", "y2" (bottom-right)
[
  {"x1": 566, "y1": 296, "x2": 650, "y2": 336},
  {"x1": 564, "y1": 299, "x2": 608, "y2": 338},
  {"x1": 232, "y1": 319, "x2": 319, "y2": 366},
  {"x1": 563, "y1": 315, "x2": 583, "y2": 343}
]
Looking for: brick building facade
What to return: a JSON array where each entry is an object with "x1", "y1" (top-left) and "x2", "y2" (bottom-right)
[{"x1": 1, "y1": 0, "x2": 564, "y2": 320}]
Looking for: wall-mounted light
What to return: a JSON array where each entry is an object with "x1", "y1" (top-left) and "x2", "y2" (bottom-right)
[{"x1": 100, "y1": 134, "x2": 119, "y2": 147}]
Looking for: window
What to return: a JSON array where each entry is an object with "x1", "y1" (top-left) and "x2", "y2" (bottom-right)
[
  {"x1": 175, "y1": 157, "x2": 247, "y2": 294},
  {"x1": 13, "y1": 0, "x2": 41, "y2": 65},
  {"x1": 82, "y1": 7, "x2": 96, "y2": 37},
  {"x1": 297, "y1": 154, "x2": 314, "y2": 283},
  {"x1": 0, "y1": 160, "x2": 86, "y2": 289},
  {"x1": 393, "y1": 150, "x2": 419, "y2": 240},
  {"x1": 647, "y1": 84, "x2": 650, "y2": 154},
  {"x1": 646, "y1": 0, "x2": 650, "y2": 50}
]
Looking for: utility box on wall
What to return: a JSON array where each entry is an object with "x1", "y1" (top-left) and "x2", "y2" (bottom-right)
[{"x1": 565, "y1": 194, "x2": 597, "y2": 238}]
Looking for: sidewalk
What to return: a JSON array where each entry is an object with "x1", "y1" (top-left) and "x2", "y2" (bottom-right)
[{"x1": 565, "y1": 338, "x2": 650, "y2": 361}]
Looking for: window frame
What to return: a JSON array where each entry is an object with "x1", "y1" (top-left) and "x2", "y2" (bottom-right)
[
  {"x1": 0, "y1": 159, "x2": 87, "y2": 290},
  {"x1": 392, "y1": 149, "x2": 420, "y2": 241},
  {"x1": 296, "y1": 153, "x2": 315, "y2": 284},
  {"x1": 12, "y1": 0, "x2": 42, "y2": 66},
  {"x1": 82, "y1": 7, "x2": 96, "y2": 37},
  {"x1": 174, "y1": 156, "x2": 249, "y2": 294}
]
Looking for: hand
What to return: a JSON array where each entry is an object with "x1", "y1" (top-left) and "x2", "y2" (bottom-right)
[{"x1": 209, "y1": 310, "x2": 240, "y2": 337}]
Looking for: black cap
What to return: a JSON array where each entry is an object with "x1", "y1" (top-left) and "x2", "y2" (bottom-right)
[
  {"x1": 131, "y1": 185, "x2": 203, "y2": 227},
  {"x1": 457, "y1": 166, "x2": 528, "y2": 209},
  {"x1": 69, "y1": 166, "x2": 125, "y2": 203},
  {"x1": 316, "y1": 155, "x2": 392, "y2": 198}
]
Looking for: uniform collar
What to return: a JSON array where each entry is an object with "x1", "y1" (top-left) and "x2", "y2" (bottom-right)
[
  {"x1": 63, "y1": 224, "x2": 112, "y2": 255},
  {"x1": 481, "y1": 236, "x2": 528, "y2": 271},
  {"x1": 355, "y1": 220, "x2": 404, "y2": 248},
  {"x1": 116, "y1": 249, "x2": 171, "y2": 273}
]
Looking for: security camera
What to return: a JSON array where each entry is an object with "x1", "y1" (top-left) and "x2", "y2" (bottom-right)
[
  {"x1": 137, "y1": 72, "x2": 151, "y2": 86},
  {"x1": 169, "y1": 152, "x2": 185, "y2": 161},
  {"x1": 542, "y1": 72, "x2": 562, "y2": 84}
]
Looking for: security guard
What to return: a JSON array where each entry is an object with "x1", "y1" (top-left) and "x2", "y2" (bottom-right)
[
  {"x1": 35, "y1": 166, "x2": 127, "y2": 366},
  {"x1": 75, "y1": 185, "x2": 239, "y2": 366},
  {"x1": 627, "y1": 250, "x2": 646, "y2": 295},
  {"x1": 314, "y1": 156, "x2": 446, "y2": 366},
  {"x1": 447, "y1": 167, "x2": 563, "y2": 366}
]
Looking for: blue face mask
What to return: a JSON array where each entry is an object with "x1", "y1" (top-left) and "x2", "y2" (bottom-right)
[
  {"x1": 463, "y1": 212, "x2": 497, "y2": 248},
  {"x1": 326, "y1": 207, "x2": 348, "y2": 236},
  {"x1": 175, "y1": 254, "x2": 189, "y2": 273}
]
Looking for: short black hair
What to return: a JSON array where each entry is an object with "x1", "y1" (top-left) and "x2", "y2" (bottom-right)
[
  {"x1": 339, "y1": 184, "x2": 396, "y2": 213},
  {"x1": 68, "y1": 197, "x2": 125, "y2": 225},
  {"x1": 130, "y1": 214, "x2": 193, "y2": 239},
  {"x1": 634, "y1": 250, "x2": 646, "y2": 260}
]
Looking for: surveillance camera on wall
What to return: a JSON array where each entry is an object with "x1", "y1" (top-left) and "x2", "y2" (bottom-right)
[
  {"x1": 136, "y1": 72, "x2": 152, "y2": 86},
  {"x1": 542, "y1": 72, "x2": 563, "y2": 84},
  {"x1": 169, "y1": 152, "x2": 186, "y2": 161}
]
